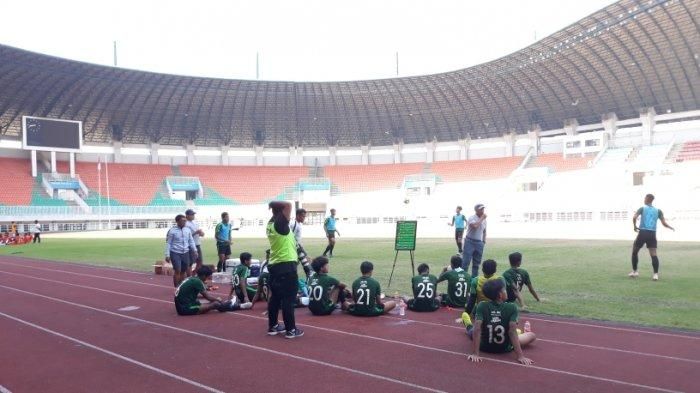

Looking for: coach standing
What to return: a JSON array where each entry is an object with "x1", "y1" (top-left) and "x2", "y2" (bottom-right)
[
  {"x1": 266, "y1": 201, "x2": 303, "y2": 339},
  {"x1": 166, "y1": 214, "x2": 198, "y2": 288},
  {"x1": 462, "y1": 204, "x2": 487, "y2": 277},
  {"x1": 185, "y1": 209, "x2": 205, "y2": 275}
]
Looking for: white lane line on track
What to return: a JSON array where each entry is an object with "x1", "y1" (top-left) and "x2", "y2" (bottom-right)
[
  {"x1": 0, "y1": 385, "x2": 13, "y2": 393},
  {"x1": 0, "y1": 282, "x2": 684, "y2": 393},
  {"x1": 0, "y1": 311, "x2": 223, "y2": 393},
  {"x1": 2, "y1": 268, "x2": 698, "y2": 365},
  {"x1": 0, "y1": 285, "x2": 446, "y2": 393}
]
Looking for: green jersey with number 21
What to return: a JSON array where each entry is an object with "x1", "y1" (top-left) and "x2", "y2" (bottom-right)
[{"x1": 475, "y1": 301, "x2": 519, "y2": 353}]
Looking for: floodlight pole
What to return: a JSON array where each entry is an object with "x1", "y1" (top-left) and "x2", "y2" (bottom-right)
[
  {"x1": 105, "y1": 155, "x2": 111, "y2": 229},
  {"x1": 395, "y1": 52, "x2": 399, "y2": 76},
  {"x1": 113, "y1": 41, "x2": 118, "y2": 67}
]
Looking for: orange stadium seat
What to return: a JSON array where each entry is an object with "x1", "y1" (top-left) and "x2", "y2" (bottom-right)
[
  {"x1": 0, "y1": 158, "x2": 33, "y2": 205},
  {"x1": 179, "y1": 165, "x2": 307, "y2": 204},
  {"x1": 324, "y1": 163, "x2": 424, "y2": 193},
  {"x1": 528, "y1": 154, "x2": 591, "y2": 172},
  {"x1": 431, "y1": 157, "x2": 522, "y2": 182},
  {"x1": 73, "y1": 162, "x2": 174, "y2": 205}
]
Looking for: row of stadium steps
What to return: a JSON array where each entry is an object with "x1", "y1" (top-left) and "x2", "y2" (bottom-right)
[
  {"x1": 526, "y1": 153, "x2": 593, "y2": 172},
  {"x1": 666, "y1": 140, "x2": 700, "y2": 163},
  {"x1": 594, "y1": 147, "x2": 634, "y2": 168}
]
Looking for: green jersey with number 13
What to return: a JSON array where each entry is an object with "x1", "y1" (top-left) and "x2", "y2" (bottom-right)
[{"x1": 475, "y1": 301, "x2": 519, "y2": 353}]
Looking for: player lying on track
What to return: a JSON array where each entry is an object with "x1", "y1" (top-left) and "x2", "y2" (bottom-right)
[
  {"x1": 348, "y1": 261, "x2": 396, "y2": 316},
  {"x1": 407, "y1": 263, "x2": 441, "y2": 312},
  {"x1": 465, "y1": 259, "x2": 504, "y2": 316},
  {"x1": 503, "y1": 252, "x2": 540, "y2": 309},
  {"x1": 230, "y1": 252, "x2": 258, "y2": 305},
  {"x1": 438, "y1": 255, "x2": 470, "y2": 308},
  {"x1": 175, "y1": 266, "x2": 251, "y2": 316},
  {"x1": 466, "y1": 279, "x2": 536, "y2": 365},
  {"x1": 308, "y1": 256, "x2": 350, "y2": 316}
]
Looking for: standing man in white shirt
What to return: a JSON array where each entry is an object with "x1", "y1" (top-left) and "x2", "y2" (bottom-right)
[
  {"x1": 185, "y1": 209, "x2": 205, "y2": 275},
  {"x1": 291, "y1": 208, "x2": 311, "y2": 277},
  {"x1": 462, "y1": 204, "x2": 488, "y2": 277},
  {"x1": 166, "y1": 214, "x2": 198, "y2": 288},
  {"x1": 32, "y1": 220, "x2": 41, "y2": 244}
]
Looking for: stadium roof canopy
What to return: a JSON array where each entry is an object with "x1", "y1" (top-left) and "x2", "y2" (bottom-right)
[{"x1": 0, "y1": 0, "x2": 698, "y2": 148}]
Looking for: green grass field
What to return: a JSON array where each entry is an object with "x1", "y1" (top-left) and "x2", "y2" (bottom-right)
[{"x1": 2, "y1": 237, "x2": 698, "y2": 330}]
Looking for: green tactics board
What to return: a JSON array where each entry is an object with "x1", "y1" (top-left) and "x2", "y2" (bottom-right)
[{"x1": 394, "y1": 221, "x2": 417, "y2": 251}]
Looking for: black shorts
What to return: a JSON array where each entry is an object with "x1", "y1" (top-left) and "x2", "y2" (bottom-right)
[
  {"x1": 634, "y1": 230, "x2": 657, "y2": 249},
  {"x1": 175, "y1": 302, "x2": 200, "y2": 316},
  {"x1": 217, "y1": 242, "x2": 231, "y2": 256},
  {"x1": 326, "y1": 230, "x2": 335, "y2": 239},
  {"x1": 455, "y1": 229, "x2": 464, "y2": 240}
]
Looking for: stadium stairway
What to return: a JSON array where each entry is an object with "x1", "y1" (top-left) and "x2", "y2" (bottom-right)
[{"x1": 526, "y1": 153, "x2": 592, "y2": 172}]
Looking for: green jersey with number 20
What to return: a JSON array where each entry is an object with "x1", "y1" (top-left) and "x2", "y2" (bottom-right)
[
  {"x1": 308, "y1": 273, "x2": 340, "y2": 313},
  {"x1": 475, "y1": 301, "x2": 519, "y2": 353}
]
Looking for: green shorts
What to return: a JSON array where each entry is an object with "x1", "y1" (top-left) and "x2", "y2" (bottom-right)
[
  {"x1": 309, "y1": 302, "x2": 336, "y2": 316},
  {"x1": 348, "y1": 304, "x2": 384, "y2": 317}
]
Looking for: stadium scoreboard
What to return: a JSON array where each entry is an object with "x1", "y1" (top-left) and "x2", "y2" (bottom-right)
[
  {"x1": 22, "y1": 116, "x2": 82, "y2": 152},
  {"x1": 394, "y1": 221, "x2": 417, "y2": 251}
]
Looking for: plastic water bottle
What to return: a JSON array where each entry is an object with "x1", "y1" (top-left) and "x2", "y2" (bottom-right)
[
  {"x1": 524, "y1": 320, "x2": 531, "y2": 333},
  {"x1": 399, "y1": 299, "x2": 406, "y2": 316}
]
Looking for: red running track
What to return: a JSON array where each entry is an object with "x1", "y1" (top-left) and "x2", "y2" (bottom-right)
[{"x1": 0, "y1": 256, "x2": 698, "y2": 393}]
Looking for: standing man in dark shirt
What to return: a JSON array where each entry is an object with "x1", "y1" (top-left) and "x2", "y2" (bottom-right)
[{"x1": 266, "y1": 201, "x2": 304, "y2": 339}]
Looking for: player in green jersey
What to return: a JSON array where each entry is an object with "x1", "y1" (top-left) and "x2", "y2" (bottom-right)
[
  {"x1": 467, "y1": 279, "x2": 536, "y2": 365},
  {"x1": 407, "y1": 263, "x2": 440, "y2": 312},
  {"x1": 465, "y1": 259, "x2": 505, "y2": 315},
  {"x1": 348, "y1": 261, "x2": 396, "y2": 316},
  {"x1": 438, "y1": 255, "x2": 470, "y2": 308},
  {"x1": 175, "y1": 266, "x2": 249, "y2": 315},
  {"x1": 308, "y1": 256, "x2": 350, "y2": 315},
  {"x1": 229, "y1": 252, "x2": 257, "y2": 306},
  {"x1": 503, "y1": 252, "x2": 540, "y2": 309}
]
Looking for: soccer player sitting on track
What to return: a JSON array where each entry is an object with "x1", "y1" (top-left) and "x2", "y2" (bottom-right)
[
  {"x1": 175, "y1": 266, "x2": 251, "y2": 316},
  {"x1": 348, "y1": 261, "x2": 396, "y2": 317},
  {"x1": 465, "y1": 259, "x2": 504, "y2": 316},
  {"x1": 229, "y1": 252, "x2": 257, "y2": 306},
  {"x1": 466, "y1": 279, "x2": 536, "y2": 365},
  {"x1": 438, "y1": 255, "x2": 470, "y2": 308},
  {"x1": 503, "y1": 252, "x2": 540, "y2": 309},
  {"x1": 308, "y1": 256, "x2": 350, "y2": 316},
  {"x1": 251, "y1": 249, "x2": 272, "y2": 307},
  {"x1": 407, "y1": 263, "x2": 440, "y2": 312}
]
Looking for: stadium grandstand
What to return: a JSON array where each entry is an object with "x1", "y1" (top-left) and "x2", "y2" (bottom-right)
[{"x1": 0, "y1": 0, "x2": 698, "y2": 240}]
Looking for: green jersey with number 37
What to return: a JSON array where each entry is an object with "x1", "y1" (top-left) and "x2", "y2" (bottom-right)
[{"x1": 475, "y1": 301, "x2": 519, "y2": 353}]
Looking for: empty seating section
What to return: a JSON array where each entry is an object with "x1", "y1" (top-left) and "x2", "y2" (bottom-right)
[
  {"x1": 324, "y1": 163, "x2": 424, "y2": 193},
  {"x1": 74, "y1": 162, "x2": 173, "y2": 205},
  {"x1": 179, "y1": 165, "x2": 307, "y2": 204},
  {"x1": 0, "y1": 158, "x2": 33, "y2": 205},
  {"x1": 595, "y1": 147, "x2": 632, "y2": 167},
  {"x1": 633, "y1": 145, "x2": 668, "y2": 166},
  {"x1": 675, "y1": 141, "x2": 700, "y2": 162},
  {"x1": 528, "y1": 154, "x2": 591, "y2": 172},
  {"x1": 431, "y1": 157, "x2": 522, "y2": 182}
]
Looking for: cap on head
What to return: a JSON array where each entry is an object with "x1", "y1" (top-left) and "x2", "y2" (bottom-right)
[
  {"x1": 185, "y1": 209, "x2": 196, "y2": 216},
  {"x1": 474, "y1": 204, "x2": 485, "y2": 211}
]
